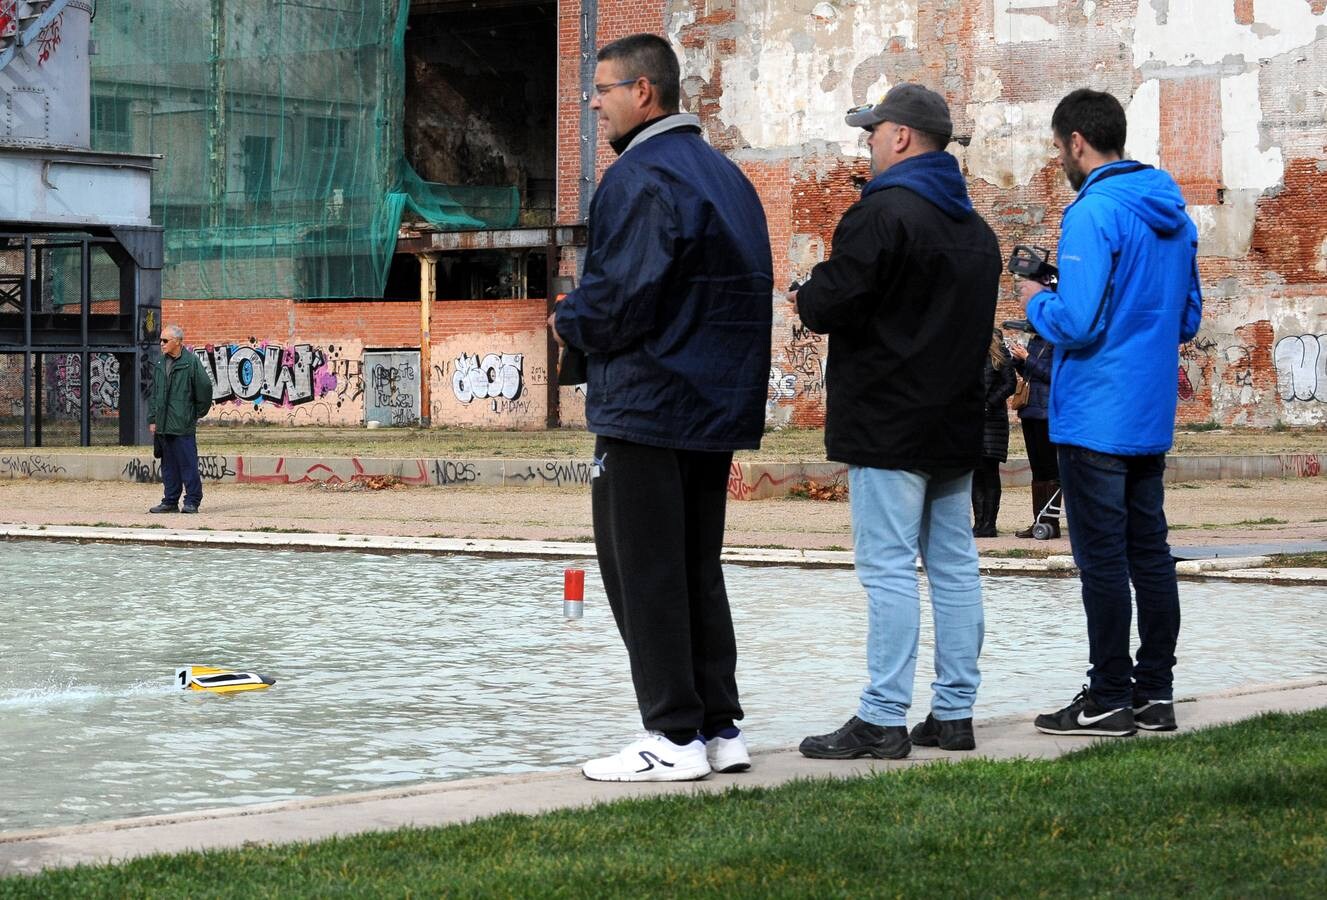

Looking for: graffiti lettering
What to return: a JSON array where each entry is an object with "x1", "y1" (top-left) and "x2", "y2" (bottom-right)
[
  {"x1": 121, "y1": 457, "x2": 160, "y2": 483},
  {"x1": 43, "y1": 353, "x2": 121, "y2": 416},
  {"x1": 197, "y1": 455, "x2": 236, "y2": 480},
  {"x1": 433, "y1": 459, "x2": 479, "y2": 485},
  {"x1": 509, "y1": 461, "x2": 594, "y2": 486},
  {"x1": 371, "y1": 362, "x2": 419, "y2": 425},
  {"x1": 1274, "y1": 333, "x2": 1327, "y2": 402},
  {"x1": 200, "y1": 342, "x2": 330, "y2": 407},
  {"x1": 452, "y1": 352, "x2": 524, "y2": 404},
  {"x1": 0, "y1": 455, "x2": 68, "y2": 477},
  {"x1": 36, "y1": 11, "x2": 63, "y2": 66},
  {"x1": 769, "y1": 366, "x2": 796, "y2": 400},
  {"x1": 1286, "y1": 454, "x2": 1322, "y2": 478}
]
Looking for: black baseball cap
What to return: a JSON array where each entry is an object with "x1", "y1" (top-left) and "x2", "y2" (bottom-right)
[{"x1": 846, "y1": 83, "x2": 953, "y2": 144}]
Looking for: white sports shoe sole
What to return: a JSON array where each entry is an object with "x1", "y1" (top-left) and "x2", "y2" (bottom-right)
[
  {"x1": 706, "y1": 733, "x2": 751, "y2": 773},
  {"x1": 582, "y1": 734, "x2": 712, "y2": 782}
]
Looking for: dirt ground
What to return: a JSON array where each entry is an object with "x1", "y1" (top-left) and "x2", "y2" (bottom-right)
[{"x1": 1, "y1": 475, "x2": 1324, "y2": 554}]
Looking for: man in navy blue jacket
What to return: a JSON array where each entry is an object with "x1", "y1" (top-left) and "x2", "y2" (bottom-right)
[
  {"x1": 550, "y1": 33, "x2": 772, "y2": 782},
  {"x1": 1021, "y1": 89, "x2": 1203, "y2": 738}
]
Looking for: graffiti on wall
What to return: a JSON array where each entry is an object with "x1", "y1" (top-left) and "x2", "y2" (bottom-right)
[
  {"x1": 368, "y1": 357, "x2": 419, "y2": 426},
  {"x1": 1275, "y1": 333, "x2": 1327, "y2": 403},
  {"x1": 198, "y1": 341, "x2": 334, "y2": 408},
  {"x1": 322, "y1": 345, "x2": 364, "y2": 410},
  {"x1": 1179, "y1": 335, "x2": 1218, "y2": 402},
  {"x1": 44, "y1": 353, "x2": 121, "y2": 416},
  {"x1": 451, "y1": 352, "x2": 524, "y2": 405}
]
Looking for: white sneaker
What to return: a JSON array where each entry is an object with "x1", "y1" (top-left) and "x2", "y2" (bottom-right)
[
  {"x1": 706, "y1": 730, "x2": 751, "y2": 773},
  {"x1": 582, "y1": 733, "x2": 712, "y2": 782}
]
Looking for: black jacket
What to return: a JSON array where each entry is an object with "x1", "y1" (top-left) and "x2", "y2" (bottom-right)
[
  {"x1": 982, "y1": 343, "x2": 1017, "y2": 462},
  {"x1": 797, "y1": 157, "x2": 1002, "y2": 471}
]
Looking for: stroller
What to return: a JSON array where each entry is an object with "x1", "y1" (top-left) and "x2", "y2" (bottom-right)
[{"x1": 1029, "y1": 483, "x2": 1063, "y2": 540}]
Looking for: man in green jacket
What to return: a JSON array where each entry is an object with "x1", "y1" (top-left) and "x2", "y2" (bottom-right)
[{"x1": 148, "y1": 324, "x2": 214, "y2": 514}]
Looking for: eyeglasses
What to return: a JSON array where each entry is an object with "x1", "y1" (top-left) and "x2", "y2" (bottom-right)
[
  {"x1": 592, "y1": 77, "x2": 645, "y2": 96},
  {"x1": 159, "y1": 337, "x2": 172, "y2": 344}
]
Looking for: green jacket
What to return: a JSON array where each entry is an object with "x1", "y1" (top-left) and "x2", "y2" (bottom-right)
[{"x1": 149, "y1": 349, "x2": 214, "y2": 435}]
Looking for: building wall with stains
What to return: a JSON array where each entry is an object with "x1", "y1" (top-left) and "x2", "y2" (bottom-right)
[{"x1": 559, "y1": 0, "x2": 1327, "y2": 429}]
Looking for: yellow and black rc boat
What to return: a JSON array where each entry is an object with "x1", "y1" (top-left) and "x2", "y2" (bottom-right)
[{"x1": 175, "y1": 665, "x2": 275, "y2": 694}]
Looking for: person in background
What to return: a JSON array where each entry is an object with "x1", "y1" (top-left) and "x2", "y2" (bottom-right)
[
  {"x1": 549, "y1": 33, "x2": 773, "y2": 782},
  {"x1": 1010, "y1": 331, "x2": 1059, "y2": 538},
  {"x1": 148, "y1": 324, "x2": 213, "y2": 515},
  {"x1": 972, "y1": 328, "x2": 1017, "y2": 538}
]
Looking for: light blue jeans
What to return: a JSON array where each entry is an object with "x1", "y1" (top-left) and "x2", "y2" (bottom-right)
[{"x1": 850, "y1": 466, "x2": 984, "y2": 726}]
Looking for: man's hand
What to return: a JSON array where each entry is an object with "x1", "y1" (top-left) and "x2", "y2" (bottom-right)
[
  {"x1": 547, "y1": 311, "x2": 565, "y2": 348},
  {"x1": 1009, "y1": 341, "x2": 1028, "y2": 361},
  {"x1": 148, "y1": 423, "x2": 156, "y2": 434},
  {"x1": 1017, "y1": 277, "x2": 1043, "y2": 312}
]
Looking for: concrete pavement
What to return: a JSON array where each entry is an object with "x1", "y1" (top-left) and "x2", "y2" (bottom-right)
[{"x1": 3, "y1": 677, "x2": 1324, "y2": 877}]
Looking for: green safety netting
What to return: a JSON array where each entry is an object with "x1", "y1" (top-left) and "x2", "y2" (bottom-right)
[{"x1": 89, "y1": 0, "x2": 518, "y2": 300}]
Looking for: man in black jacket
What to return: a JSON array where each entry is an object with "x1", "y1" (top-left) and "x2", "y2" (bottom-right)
[
  {"x1": 550, "y1": 34, "x2": 772, "y2": 782},
  {"x1": 794, "y1": 84, "x2": 1001, "y2": 759}
]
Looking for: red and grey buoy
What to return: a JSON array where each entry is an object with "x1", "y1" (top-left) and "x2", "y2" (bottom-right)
[{"x1": 564, "y1": 568, "x2": 585, "y2": 619}]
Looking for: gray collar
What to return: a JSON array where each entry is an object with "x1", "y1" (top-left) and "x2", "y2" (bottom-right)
[{"x1": 622, "y1": 113, "x2": 702, "y2": 155}]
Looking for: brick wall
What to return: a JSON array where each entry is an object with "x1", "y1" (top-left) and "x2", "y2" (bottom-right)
[{"x1": 159, "y1": 0, "x2": 1327, "y2": 433}]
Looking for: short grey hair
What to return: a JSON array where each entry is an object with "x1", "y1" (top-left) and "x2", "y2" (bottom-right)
[
  {"x1": 598, "y1": 34, "x2": 681, "y2": 113},
  {"x1": 164, "y1": 324, "x2": 184, "y2": 341}
]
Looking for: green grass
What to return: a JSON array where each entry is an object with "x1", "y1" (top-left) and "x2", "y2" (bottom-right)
[{"x1": 5, "y1": 711, "x2": 1326, "y2": 897}]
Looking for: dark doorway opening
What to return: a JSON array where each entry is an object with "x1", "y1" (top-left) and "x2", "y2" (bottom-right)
[{"x1": 404, "y1": 1, "x2": 557, "y2": 228}]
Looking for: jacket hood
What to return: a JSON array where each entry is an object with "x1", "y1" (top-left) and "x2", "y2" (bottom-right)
[
  {"x1": 1075, "y1": 161, "x2": 1190, "y2": 236},
  {"x1": 860, "y1": 151, "x2": 973, "y2": 221}
]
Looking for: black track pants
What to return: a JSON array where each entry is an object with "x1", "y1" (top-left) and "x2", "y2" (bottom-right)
[{"x1": 590, "y1": 435, "x2": 743, "y2": 736}]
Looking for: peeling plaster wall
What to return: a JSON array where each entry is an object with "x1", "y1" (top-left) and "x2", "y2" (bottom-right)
[{"x1": 630, "y1": 0, "x2": 1327, "y2": 429}]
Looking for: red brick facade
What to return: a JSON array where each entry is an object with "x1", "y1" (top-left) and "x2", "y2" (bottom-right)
[{"x1": 161, "y1": 1, "x2": 1327, "y2": 431}]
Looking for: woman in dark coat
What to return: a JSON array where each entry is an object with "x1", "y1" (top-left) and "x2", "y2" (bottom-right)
[
  {"x1": 1010, "y1": 332, "x2": 1059, "y2": 538},
  {"x1": 972, "y1": 329, "x2": 1017, "y2": 537}
]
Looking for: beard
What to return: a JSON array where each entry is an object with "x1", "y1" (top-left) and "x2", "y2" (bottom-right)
[{"x1": 1064, "y1": 161, "x2": 1087, "y2": 191}]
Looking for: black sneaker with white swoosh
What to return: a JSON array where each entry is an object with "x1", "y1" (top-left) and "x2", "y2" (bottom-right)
[{"x1": 1035, "y1": 686, "x2": 1136, "y2": 737}]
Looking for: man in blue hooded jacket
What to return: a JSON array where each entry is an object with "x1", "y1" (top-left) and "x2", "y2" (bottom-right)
[
  {"x1": 550, "y1": 34, "x2": 772, "y2": 782},
  {"x1": 1021, "y1": 88, "x2": 1203, "y2": 738},
  {"x1": 795, "y1": 84, "x2": 1001, "y2": 760}
]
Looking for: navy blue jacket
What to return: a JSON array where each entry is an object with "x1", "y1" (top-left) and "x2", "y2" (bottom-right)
[
  {"x1": 554, "y1": 115, "x2": 773, "y2": 451},
  {"x1": 1012, "y1": 335, "x2": 1053, "y2": 422},
  {"x1": 1027, "y1": 161, "x2": 1202, "y2": 455}
]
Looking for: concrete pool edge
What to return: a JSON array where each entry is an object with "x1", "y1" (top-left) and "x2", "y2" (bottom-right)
[
  {"x1": 2, "y1": 677, "x2": 1324, "y2": 877},
  {"x1": 1, "y1": 522, "x2": 1324, "y2": 583}
]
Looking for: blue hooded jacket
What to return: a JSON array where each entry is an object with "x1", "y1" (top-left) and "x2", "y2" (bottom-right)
[{"x1": 1026, "y1": 161, "x2": 1203, "y2": 455}]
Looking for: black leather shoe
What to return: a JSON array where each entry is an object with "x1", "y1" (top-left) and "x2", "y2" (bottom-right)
[
  {"x1": 799, "y1": 716, "x2": 910, "y2": 760},
  {"x1": 181, "y1": 503, "x2": 199, "y2": 514},
  {"x1": 149, "y1": 502, "x2": 178, "y2": 513},
  {"x1": 909, "y1": 713, "x2": 976, "y2": 751}
]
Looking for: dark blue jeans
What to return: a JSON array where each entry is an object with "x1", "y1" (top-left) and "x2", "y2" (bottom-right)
[
  {"x1": 160, "y1": 433, "x2": 203, "y2": 508},
  {"x1": 1058, "y1": 445, "x2": 1180, "y2": 709}
]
